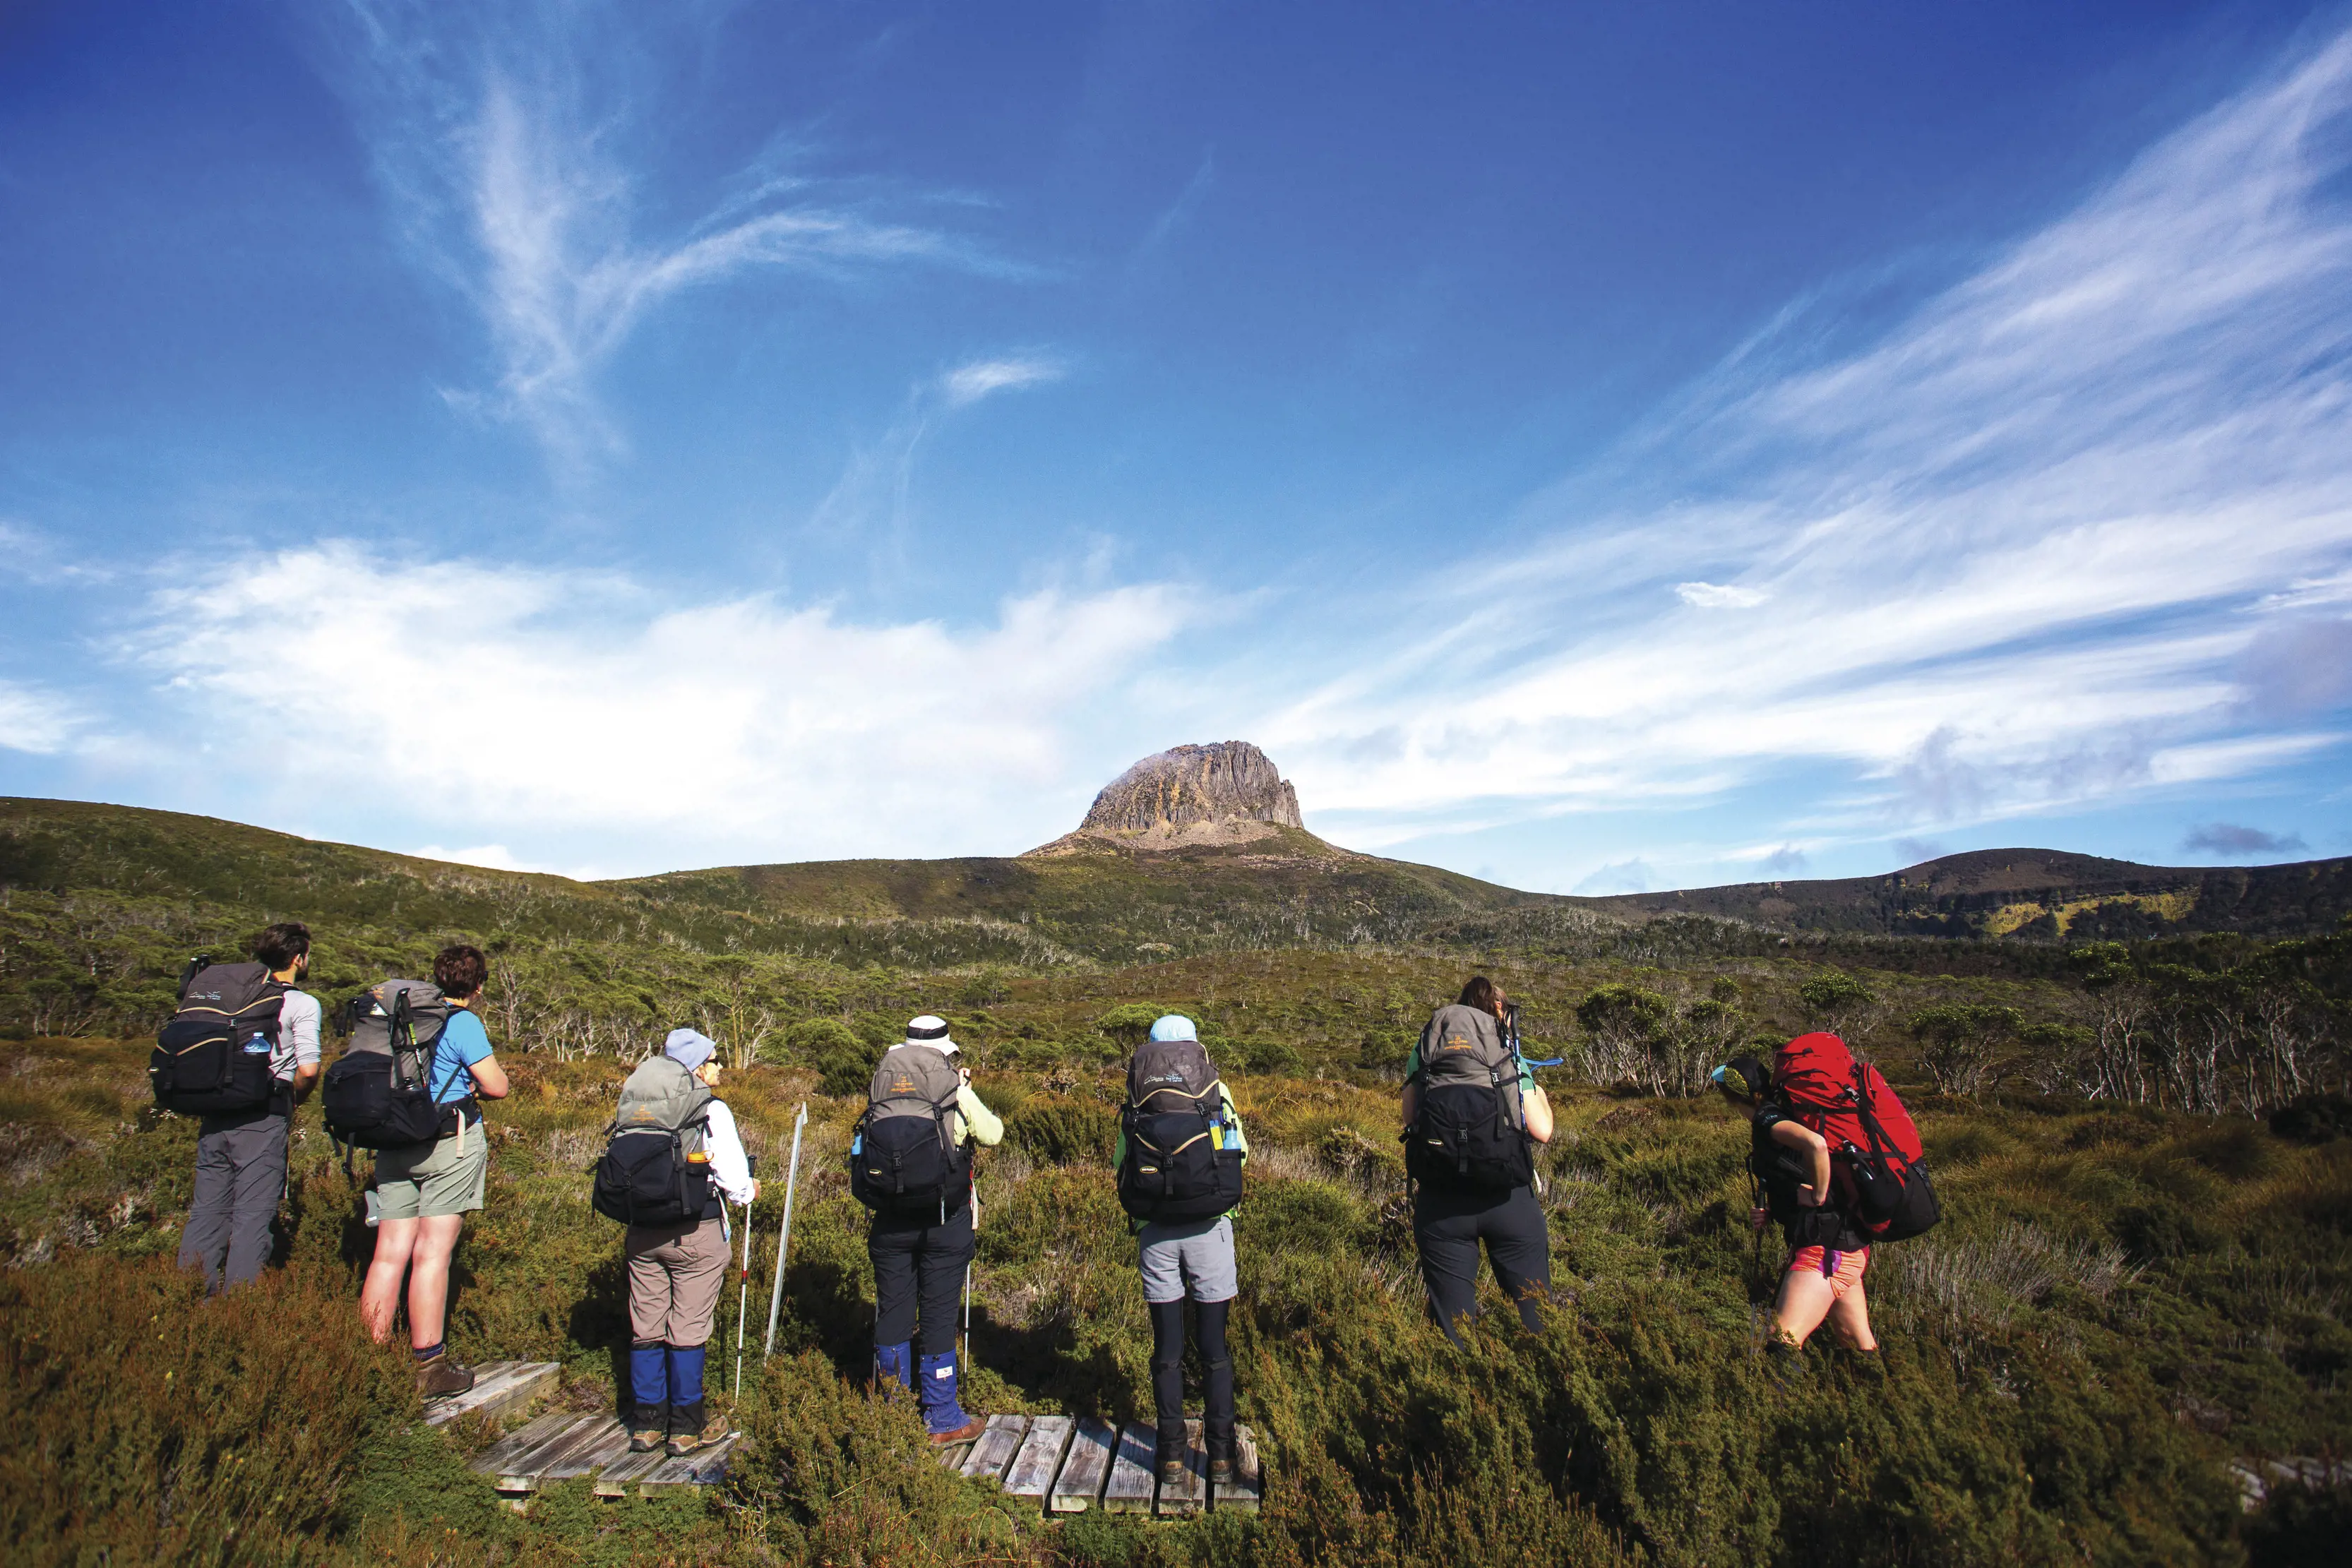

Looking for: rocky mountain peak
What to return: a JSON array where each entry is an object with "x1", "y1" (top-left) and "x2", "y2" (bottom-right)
[{"x1": 1027, "y1": 741, "x2": 1306, "y2": 855}]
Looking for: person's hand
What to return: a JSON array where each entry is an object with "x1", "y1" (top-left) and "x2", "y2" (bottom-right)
[
  {"x1": 747, "y1": 1179, "x2": 762, "y2": 1202},
  {"x1": 1749, "y1": 1206, "x2": 1770, "y2": 1233},
  {"x1": 959, "y1": 1065, "x2": 971, "y2": 1084}
]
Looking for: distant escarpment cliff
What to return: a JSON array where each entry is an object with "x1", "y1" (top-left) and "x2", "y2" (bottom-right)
[{"x1": 1027, "y1": 741, "x2": 1310, "y2": 856}]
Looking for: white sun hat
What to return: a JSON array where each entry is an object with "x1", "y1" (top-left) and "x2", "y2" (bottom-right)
[{"x1": 905, "y1": 1014, "x2": 959, "y2": 1055}]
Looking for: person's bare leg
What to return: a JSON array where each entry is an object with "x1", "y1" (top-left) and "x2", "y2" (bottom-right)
[
  {"x1": 1773, "y1": 1268, "x2": 1836, "y2": 1348},
  {"x1": 404, "y1": 1215, "x2": 466, "y2": 1351},
  {"x1": 360, "y1": 1218, "x2": 419, "y2": 1343},
  {"x1": 1825, "y1": 1277, "x2": 1879, "y2": 1351}
]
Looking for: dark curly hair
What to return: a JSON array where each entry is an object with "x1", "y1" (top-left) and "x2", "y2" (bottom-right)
[{"x1": 432, "y1": 943, "x2": 489, "y2": 1000}]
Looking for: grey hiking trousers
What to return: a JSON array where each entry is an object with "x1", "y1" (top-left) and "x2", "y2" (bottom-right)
[{"x1": 179, "y1": 1111, "x2": 289, "y2": 1291}]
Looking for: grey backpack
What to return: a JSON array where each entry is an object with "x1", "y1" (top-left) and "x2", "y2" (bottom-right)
[
  {"x1": 849, "y1": 1046, "x2": 971, "y2": 1218},
  {"x1": 592, "y1": 1057, "x2": 717, "y2": 1226},
  {"x1": 321, "y1": 978, "x2": 453, "y2": 1150},
  {"x1": 1407, "y1": 1004, "x2": 1532, "y2": 1190}
]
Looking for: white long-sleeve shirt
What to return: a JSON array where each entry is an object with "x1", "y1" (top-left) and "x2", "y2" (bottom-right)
[{"x1": 702, "y1": 1097, "x2": 756, "y2": 1207}]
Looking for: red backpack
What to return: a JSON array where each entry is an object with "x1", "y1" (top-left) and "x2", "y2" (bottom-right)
[{"x1": 1773, "y1": 1033, "x2": 1940, "y2": 1243}]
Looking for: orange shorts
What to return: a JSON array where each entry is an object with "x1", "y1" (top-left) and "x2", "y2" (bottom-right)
[{"x1": 1786, "y1": 1245, "x2": 1869, "y2": 1299}]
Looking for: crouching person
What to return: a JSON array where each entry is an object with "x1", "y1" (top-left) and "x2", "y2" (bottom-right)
[
  {"x1": 850, "y1": 1015, "x2": 1001, "y2": 1444},
  {"x1": 597, "y1": 1029, "x2": 758, "y2": 1456},
  {"x1": 1115, "y1": 1015, "x2": 1248, "y2": 1488}
]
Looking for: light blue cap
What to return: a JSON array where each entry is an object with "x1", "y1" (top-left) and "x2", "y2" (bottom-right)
[
  {"x1": 1148, "y1": 1014, "x2": 1198, "y2": 1042},
  {"x1": 664, "y1": 1027, "x2": 717, "y2": 1070}
]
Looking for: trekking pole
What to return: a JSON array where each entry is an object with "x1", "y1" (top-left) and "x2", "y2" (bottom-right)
[
  {"x1": 734, "y1": 1192, "x2": 754, "y2": 1399},
  {"x1": 763, "y1": 1102, "x2": 808, "y2": 1358},
  {"x1": 962, "y1": 1262, "x2": 973, "y2": 1364}
]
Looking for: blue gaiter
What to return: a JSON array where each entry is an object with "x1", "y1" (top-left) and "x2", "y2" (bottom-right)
[
  {"x1": 666, "y1": 1343, "x2": 706, "y2": 1407},
  {"x1": 630, "y1": 1343, "x2": 667, "y2": 1408}
]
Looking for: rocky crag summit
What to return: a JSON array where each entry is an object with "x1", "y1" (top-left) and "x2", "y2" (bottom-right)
[{"x1": 1027, "y1": 741, "x2": 1311, "y2": 856}]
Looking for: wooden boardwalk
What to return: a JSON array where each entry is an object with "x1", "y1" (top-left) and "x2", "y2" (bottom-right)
[
  {"x1": 467, "y1": 1407, "x2": 743, "y2": 1500},
  {"x1": 424, "y1": 1360, "x2": 563, "y2": 1429},
  {"x1": 426, "y1": 1364, "x2": 1265, "y2": 1516},
  {"x1": 938, "y1": 1416, "x2": 1263, "y2": 1516}
]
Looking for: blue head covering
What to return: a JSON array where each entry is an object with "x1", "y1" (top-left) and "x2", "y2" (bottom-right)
[
  {"x1": 664, "y1": 1027, "x2": 717, "y2": 1072},
  {"x1": 1149, "y1": 1014, "x2": 1198, "y2": 1043}
]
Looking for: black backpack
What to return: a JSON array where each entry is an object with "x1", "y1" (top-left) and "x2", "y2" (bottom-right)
[
  {"x1": 592, "y1": 1057, "x2": 717, "y2": 1227},
  {"x1": 1116, "y1": 1036, "x2": 1246, "y2": 1224},
  {"x1": 322, "y1": 981, "x2": 452, "y2": 1151},
  {"x1": 849, "y1": 1046, "x2": 972, "y2": 1219},
  {"x1": 1405, "y1": 1003, "x2": 1534, "y2": 1192},
  {"x1": 150, "y1": 957, "x2": 286, "y2": 1117}
]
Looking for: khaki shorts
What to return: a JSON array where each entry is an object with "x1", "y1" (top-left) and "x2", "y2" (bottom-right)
[{"x1": 374, "y1": 1118, "x2": 490, "y2": 1220}]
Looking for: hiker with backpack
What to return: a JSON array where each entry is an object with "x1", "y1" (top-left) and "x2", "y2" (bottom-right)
[
  {"x1": 1710, "y1": 1034, "x2": 1939, "y2": 1352},
  {"x1": 350, "y1": 944, "x2": 509, "y2": 1396},
  {"x1": 596, "y1": 1028, "x2": 760, "y2": 1458},
  {"x1": 1402, "y1": 977, "x2": 1556, "y2": 1346},
  {"x1": 166, "y1": 923, "x2": 320, "y2": 1292},
  {"x1": 1115, "y1": 1014, "x2": 1249, "y2": 1491},
  {"x1": 851, "y1": 1015, "x2": 1002, "y2": 1444}
]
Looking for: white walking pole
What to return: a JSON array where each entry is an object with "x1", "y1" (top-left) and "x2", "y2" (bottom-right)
[
  {"x1": 763, "y1": 1102, "x2": 808, "y2": 1358},
  {"x1": 733, "y1": 1192, "x2": 753, "y2": 1399}
]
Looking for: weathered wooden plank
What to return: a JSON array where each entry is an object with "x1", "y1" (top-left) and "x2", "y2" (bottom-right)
[
  {"x1": 1216, "y1": 1425, "x2": 1263, "y2": 1514},
  {"x1": 424, "y1": 1360, "x2": 562, "y2": 1428},
  {"x1": 487, "y1": 1413, "x2": 611, "y2": 1492},
  {"x1": 1100, "y1": 1421, "x2": 1158, "y2": 1514},
  {"x1": 1047, "y1": 1418, "x2": 1117, "y2": 1514},
  {"x1": 958, "y1": 1416, "x2": 1030, "y2": 1483},
  {"x1": 636, "y1": 1434, "x2": 740, "y2": 1492},
  {"x1": 591, "y1": 1440, "x2": 675, "y2": 1496},
  {"x1": 1003, "y1": 1416, "x2": 1074, "y2": 1500},
  {"x1": 1154, "y1": 1420, "x2": 1207, "y2": 1516},
  {"x1": 933, "y1": 1438, "x2": 976, "y2": 1471},
  {"x1": 470, "y1": 1410, "x2": 579, "y2": 1477},
  {"x1": 539, "y1": 1419, "x2": 630, "y2": 1482}
]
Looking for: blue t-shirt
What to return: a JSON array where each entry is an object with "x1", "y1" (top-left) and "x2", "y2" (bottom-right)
[{"x1": 429, "y1": 1010, "x2": 496, "y2": 1105}]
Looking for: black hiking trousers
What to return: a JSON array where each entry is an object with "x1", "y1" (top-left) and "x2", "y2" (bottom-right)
[
  {"x1": 870, "y1": 1201, "x2": 974, "y2": 1356},
  {"x1": 1414, "y1": 1180, "x2": 1551, "y2": 1346},
  {"x1": 1148, "y1": 1298, "x2": 1235, "y2": 1461}
]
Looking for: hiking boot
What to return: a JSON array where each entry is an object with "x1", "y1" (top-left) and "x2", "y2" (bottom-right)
[
  {"x1": 1206, "y1": 1425, "x2": 1235, "y2": 1487},
  {"x1": 666, "y1": 1399, "x2": 729, "y2": 1458},
  {"x1": 414, "y1": 1352, "x2": 475, "y2": 1400},
  {"x1": 629, "y1": 1403, "x2": 669, "y2": 1454},
  {"x1": 928, "y1": 1413, "x2": 987, "y2": 1446},
  {"x1": 1156, "y1": 1425, "x2": 1190, "y2": 1489}
]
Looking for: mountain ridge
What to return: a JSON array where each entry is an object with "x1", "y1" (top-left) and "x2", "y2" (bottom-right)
[{"x1": 3, "y1": 796, "x2": 2348, "y2": 948}]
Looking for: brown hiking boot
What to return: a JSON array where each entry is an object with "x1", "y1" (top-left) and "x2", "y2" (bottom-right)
[
  {"x1": 629, "y1": 1404, "x2": 669, "y2": 1454},
  {"x1": 415, "y1": 1353, "x2": 475, "y2": 1400},
  {"x1": 665, "y1": 1400, "x2": 731, "y2": 1458},
  {"x1": 1208, "y1": 1454, "x2": 1234, "y2": 1485},
  {"x1": 927, "y1": 1413, "x2": 987, "y2": 1446}
]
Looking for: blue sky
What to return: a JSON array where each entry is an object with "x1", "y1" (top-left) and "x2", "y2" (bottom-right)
[{"x1": 4, "y1": 1, "x2": 2351, "y2": 890}]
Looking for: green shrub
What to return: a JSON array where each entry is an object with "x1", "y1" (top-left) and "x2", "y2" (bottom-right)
[
  {"x1": 1008, "y1": 1096, "x2": 1118, "y2": 1166},
  {"x1": 787, "y1": 1016, "x2": 872, "y2": 1096}
]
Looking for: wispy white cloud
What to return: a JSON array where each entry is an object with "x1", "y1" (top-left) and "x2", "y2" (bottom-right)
[
  {"x1": 126, "y1": 542, "x2": 1193, "y2": 868},
  {"x1": 809, "y1": 354, "x2": 1068, "y2": 553},
  {"x1": 330, "y1": 1, "x2": 1013, "y2": 474},
  {"x1": 941, "y1": 355, "x2": 1063, "y2": 408},
  {"x1": 1276, "y1": 29, "x2": 2352, "y2": 859},
  {"x1": 1674, "y1": 581, "x2": 1767, "y2": 609},
  {"x1": 0, "y1": 679, "x2": 80, "y2": 756}
]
